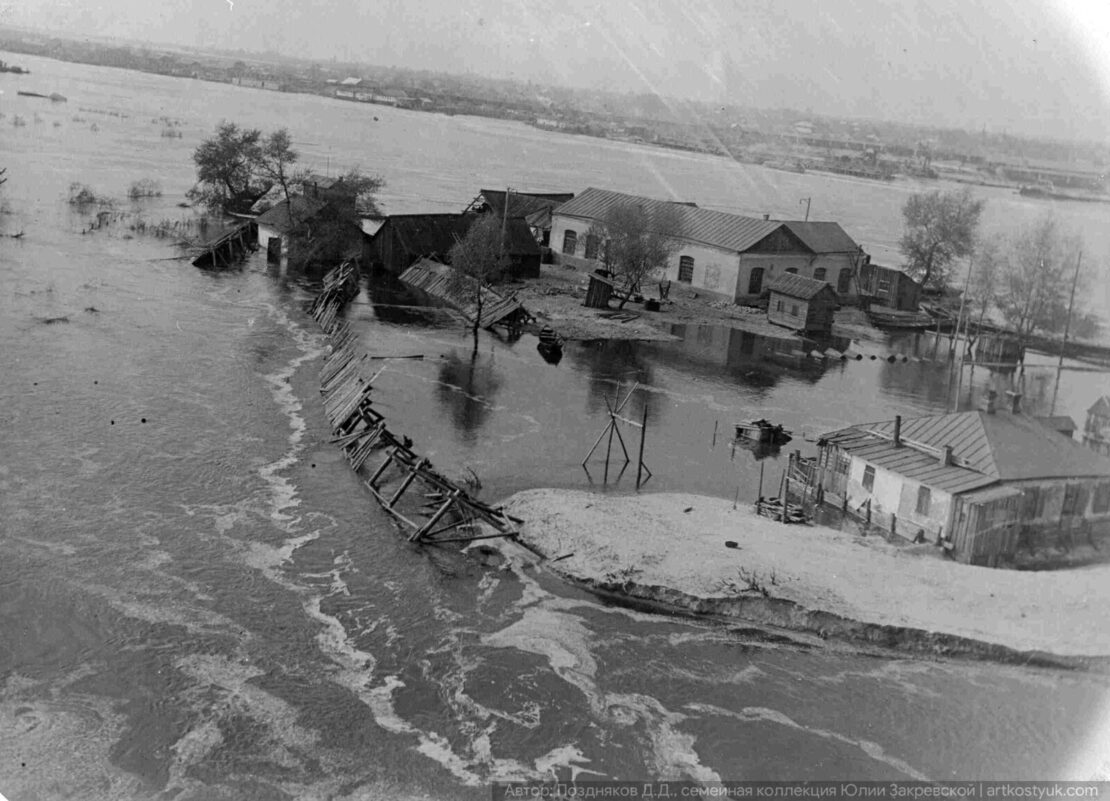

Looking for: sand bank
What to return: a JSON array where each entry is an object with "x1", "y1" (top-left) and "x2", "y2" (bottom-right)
[{"x1": 502, "y1": 489, "x2": 1110, "y2": 665}]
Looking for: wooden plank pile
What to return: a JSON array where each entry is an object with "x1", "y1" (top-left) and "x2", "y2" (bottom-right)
[
  {"x1": 398, "y1": 259, "x2": 532, "y2": 331},
  {"x1": 310, "y1": 262, "x2": 531, "y2": 549}
]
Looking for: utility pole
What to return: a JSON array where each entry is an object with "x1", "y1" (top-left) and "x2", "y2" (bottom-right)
[
  {"x1": 500, "y1": 186, "x2": 511, "y2": 262},
  {"x1": 1051, "y1": 248, "x2": 1083, "y2": 415},
  {"x1": 800, "y1": 197, "x2": 811, "y2": 222},
  {"x1": 950, "y1": 253, "x2": 974, "y2": 412}
]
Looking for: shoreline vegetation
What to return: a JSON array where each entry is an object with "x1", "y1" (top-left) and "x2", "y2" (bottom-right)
[{"x1": 497, "y1": 489, "x2": 1110, "y2": 670}]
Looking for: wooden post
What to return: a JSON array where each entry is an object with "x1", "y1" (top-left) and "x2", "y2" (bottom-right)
[
  {"x1": 412, "y1": 489, "x2": 460, "y2": 541},
  {"x1": 891, "y1": 514, "x2": 897, "y2": 537},
  {"x1": 603, "y1": 415, "x2": 615, "y2": 482},
  {"x1": 388, "y1": 460, "x2": 425, "y2": 508},
  {"x1": 636, "y1": 405, "x2": 648, "y2": 489},
  {"x1": 712, "y1": 419, "x2": 718, "y2": 448},
  {"x1": 757, "y1": 461, "x2": 765, "y2": 499},
  {"x1": 367, "y1": 449, "x2": 396, "y2": 488},
  {"x1": 866, "y1": 499, "x2": 872, "y2": 524}
]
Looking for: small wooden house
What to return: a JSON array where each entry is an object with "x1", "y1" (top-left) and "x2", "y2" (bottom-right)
[
  {"x1": 766, "y1": 273, "x2": 838, "y2": 335},
  {"x1": 857, "y1": 263, "x2": 921, "y2": 311},
  {"x1": 1084, "y1": 396, "x2": 1110, "y2": 456}
]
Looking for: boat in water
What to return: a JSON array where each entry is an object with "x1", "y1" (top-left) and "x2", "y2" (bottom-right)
[
  {"x1": 734, "y1": 419, "x2": 792, "y2": 446},
  {"x1": 0, "y1": 60, "x2": 29, "y2": 74}
]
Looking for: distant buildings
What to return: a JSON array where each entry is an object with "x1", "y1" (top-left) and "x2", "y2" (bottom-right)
[{"x1": 549, "y1": 187, "x2": 865, "y2": 305}]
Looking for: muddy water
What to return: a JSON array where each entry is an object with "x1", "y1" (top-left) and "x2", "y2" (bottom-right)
[{"x1": 1, "y1": 52, "x2": 1109, "y2": 799}]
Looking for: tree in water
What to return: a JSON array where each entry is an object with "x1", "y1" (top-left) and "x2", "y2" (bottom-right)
[
  {"x1": 447, "y1": 214, "x2": 509, "y2": 346},
  {"x1": 284, "y1": 169, "x2": 385, "y2": 271},
  {"x1": 996, "y1": 215, "x2": 1087, "y2": 348},
  {"x1": 188, "y1": 121, "x2": 271, "y2": 214},
  {"x1": 899, "y1": 187, "x2": 984, "y2": 291},
  {"x1": 257, "y1": 128, "x2": 302, "y2": 207},
  {"x1": 587, "y1": 201, "x2": 686, "y2": 308}
]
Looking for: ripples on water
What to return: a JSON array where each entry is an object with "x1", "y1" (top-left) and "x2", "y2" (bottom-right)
[{"x1": 1, "y1": 52, "x2": 1108, "y2": 798}]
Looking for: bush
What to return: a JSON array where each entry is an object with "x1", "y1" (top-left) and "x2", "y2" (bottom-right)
[
  {"x1": 68, "y1": 183, "x2": 110, "y2": 206},
  {"x1": 128, "y1": 179, "x2": 163, "y2": 199}
]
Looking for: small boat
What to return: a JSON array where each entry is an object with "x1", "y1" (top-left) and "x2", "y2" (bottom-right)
[
  {"x1": 537, "y1": 325, "x2": 563, "y2": 364},
  {"x1": 734, "y1": 419, "x2": 792, "y2": 445},
  {"x1": 17, "y1": 90, "x2": 48, "y2": 98}
]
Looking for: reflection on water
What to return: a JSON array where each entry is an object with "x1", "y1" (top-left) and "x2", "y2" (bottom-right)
[{"x1": 437, "y1": 348, "x2": 504, "y2": 445}]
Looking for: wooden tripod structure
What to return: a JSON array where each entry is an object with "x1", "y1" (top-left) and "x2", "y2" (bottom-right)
[{"x1": 581, "y1": 381, "x2": 652, "y2": 489}]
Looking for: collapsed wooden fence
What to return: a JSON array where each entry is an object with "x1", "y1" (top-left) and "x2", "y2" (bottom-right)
[
  {"x1": 309, "y1": 261, "x2": 534, "y2": 550},
  {"x1": 192, "y1": 221, "x2": 258, "y2": 268}
]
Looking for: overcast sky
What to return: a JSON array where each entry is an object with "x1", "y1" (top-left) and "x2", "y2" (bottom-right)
[{"x1": 4, "y1": 0, "x2": 1110, "y2": 140}]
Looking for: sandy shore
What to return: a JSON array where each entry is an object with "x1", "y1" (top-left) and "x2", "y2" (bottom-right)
[{"x1": 502, "y1": 489, "x2": 1110, "y2": 662}]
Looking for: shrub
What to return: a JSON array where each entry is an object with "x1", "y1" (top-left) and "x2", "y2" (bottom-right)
[
  {"x1": 128, "y1": 179, "x2": 163, "y2": 199},
  {"x1": 68, "y1": 183, "x2": 110, "y2": 206}
]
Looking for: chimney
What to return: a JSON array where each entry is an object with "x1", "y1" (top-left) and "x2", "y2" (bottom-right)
[
  {"x1": 763, "y1": 213, "x2": 770, "y2": 221},
  {"x1": 980, "y1": 389, "x2": 998, "y2": 415},
  {"x1": 939, "y1": 445, "x2": 953, "y2": 466},
  {"x1": 893, "y1": 415, "x2": 902, "y2": 447},
  {"x1": 1006, "y1": 391, "x2": 1023, "y2": 414}
]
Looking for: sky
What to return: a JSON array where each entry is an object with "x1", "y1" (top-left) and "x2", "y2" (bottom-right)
[{"x1": 4, "y1": 0, "x2": 1110, "y2": 141}]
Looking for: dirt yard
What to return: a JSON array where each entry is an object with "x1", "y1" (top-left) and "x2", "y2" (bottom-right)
[{"x1": 502, "y1": 264, "x2": 885, "y2": 344}]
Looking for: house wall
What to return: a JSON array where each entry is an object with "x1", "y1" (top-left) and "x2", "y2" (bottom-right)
[
  {"x1": 767, "y1": 294, "x2": 810, "y2": 330},
  {"x1": 257, "y1": 223, "x2": 282, "y2": 261},
  {"x1": 549, "y1": 213, "x2": 859, "y2": 304},
  {"x1": 842, "y1": 456, "x2": 953, "y2": 541},
  {"x1": 1008, "y1": 476, "x2": 1110, "y2": 546}
]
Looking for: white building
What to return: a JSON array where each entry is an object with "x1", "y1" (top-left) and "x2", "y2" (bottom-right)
[{"x1": 549, "y1": 187, "x2": 865, "y2": 304}]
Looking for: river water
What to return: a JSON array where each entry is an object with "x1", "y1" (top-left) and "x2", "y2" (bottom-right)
[{"x1": 2, "y1": 53, "x2": 1110, "y2": 799}]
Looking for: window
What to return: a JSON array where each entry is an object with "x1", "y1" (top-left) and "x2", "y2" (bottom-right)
[
  {"x1": 877, "y1": 277, "x2": 892, "y2": 294},
  {"x1": 813, "y1": 268, "x2": 826, "y2": 282},
  {"x1": 785, "y1": 267, "x2": 798, "y2": 274},
  {"x1": 1094, "y1": 483, "x2": 1110, "y2": 514},
  {"x1": 790, "y1": 304, "x2": 799, "y2": 316},
  {"x1": 837, "y1": 267, "x2": 852, "y2": 294},
  {"x1": 1063, "y1": 483, "x2": 1085, "y2": 517},
  {"x1": 1022, "y1": 487, "x2": 1046, "y2": 520},
  {"x1": 835, "y1": 453, "x2": 851, "y2": 475},
  {"x1": 678, "y1": 256, "x2": 695, "y2": 283},
  {"x1": 862, "y1": 465, "x2": 875, "y2": 491},
  {"x1": 562, "y1": 230, "x2": 577, "y2": 255},
  {"x1": 916, "y1": 485, "x2": 932, "y2": 516},
  {"x1": 775, "y1": 300, "x2": 784, "y2": 312},
  {"x1": 584, "y1": 234, "x2": 600, "y2": 260}
]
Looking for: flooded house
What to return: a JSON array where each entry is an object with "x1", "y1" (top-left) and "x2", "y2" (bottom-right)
[
  {"x1": 464, "y1": 189, "x2": 574, "y2": 248},
  {"x1": 765, "y1": 273, "x2": 838, "y2": 336},
  {"x1": 857, "y1": 262, "x2": 922, "y2": 311},
  {"x1": 255, "y1": 196, "x2": 328, "y2": 262},
  {"x1": 809, "y1": 391, "x2": 1110, "y2": 566},
  {"x1": 365, "y1": 213, "x2": 542, "y2": 278},
  {"x1": 548, "y1": 187, "x2": 866, "y2": 305},
  {"x1": 1084, "y1": 396, "x2": 1110, "y2": 456}
]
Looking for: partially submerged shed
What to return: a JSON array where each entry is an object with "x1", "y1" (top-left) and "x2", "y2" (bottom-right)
[{"x1": 766, "y1": 273, "x2": 838, "y2": 335}]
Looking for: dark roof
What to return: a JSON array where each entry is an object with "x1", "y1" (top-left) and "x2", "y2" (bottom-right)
[
  {"x1": 781, "y1": 221, "x2": 860, "y2": 253},
  {"x1": 256, "y1": 196, "x2": 327, "y2": 234},
  {"x1": 1089, "y1": 396, "x2": 1110, "y2": 416},
  {"x1": 473, "y1": 189, "x2": 575, "y2": 220},
  {"x1": 379, "y1": 213, "x2": 540, "y2": 259},
  {"x1": 824, "y1": 410, "x2": 1110, "y2": 490},
  {"x1": 766, "y1": 273, "x2": 837, "y2": 300},
  {"x1": 553, "y1": 187, "x2": 783, "y2": 254}
]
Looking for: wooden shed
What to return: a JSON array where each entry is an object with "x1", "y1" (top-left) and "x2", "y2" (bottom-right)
[
  {"x1": 766, "y1": 273, "x2": 838, "y2": 335},
  {"x1": 584, "y1": 270, "x2": 616, "y2": 309},
  {"x1": 857, "y1": 263, "x2": 921, "y2": 311}
]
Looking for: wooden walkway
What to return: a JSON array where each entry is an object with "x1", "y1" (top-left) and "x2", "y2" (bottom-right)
[
  {"x1": 192, "y1": 221, "x2": 258, "y2": 268},
  {"x1": 310, "y1": 262, "x2": 535, "y2": 550}
]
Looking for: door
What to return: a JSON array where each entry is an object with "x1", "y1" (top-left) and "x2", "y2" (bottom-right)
[{"x1": 748, "y1": 267, "x2": 764, "y2": 295}]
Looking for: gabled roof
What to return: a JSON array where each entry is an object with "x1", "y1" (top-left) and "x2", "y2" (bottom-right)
[
  {"x1": 826, "y1": 410, "x2": 1110, "y2": 488},
  {"x1": 377, "y1": 213, "x2": 540, "y2": 259},
  {"x1": 255, "y1": 196, "x2": 327, "y2": 234},
  {"x1": 553, "y1": 187, "x2": 783, "y2": 254},
  {"x1": 1089, "y1": 396, "x2": 1110, "y2": 416},
  {"x1": 781, "y1": 221, "x2": 860, "y2": 253},
  {"x1": 472, "y1": 189, "x2": 575, "y2": 220},
  {"x1": 767, "y1": 273, "x2": 837, "y2": 300}
]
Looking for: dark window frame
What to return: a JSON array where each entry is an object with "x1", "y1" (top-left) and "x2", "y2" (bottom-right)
[
  {"x1": 562, "y1": 229, "x2": 578, "y2": 255},
  {"x1": 678, "y1": 255, "x2": 695, "y2": 283},
  {"x1": 916, "y1": 485, "x2": 932, "y2": 516},
  {"x1": 862, "y1": 465, "x2": 875, "y2": 491}
]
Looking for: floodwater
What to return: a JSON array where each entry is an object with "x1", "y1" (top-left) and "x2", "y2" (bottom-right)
[{"x1": 1, "y1": 52, "x2": 1110, "y2": 799}]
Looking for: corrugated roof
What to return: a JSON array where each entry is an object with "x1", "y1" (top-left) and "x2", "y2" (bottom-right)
[
  {"x1": 821, "y1": 427, "x2": 996, "y2": 494},
  {"x1": 766, "y1": 273, "x2": 837, "y2": 300},
  {"x1": 552, "y1": 187, "x2": 783, "y2": 254},
  {"x1": 782, "y1": 221, "x2": 860, "y2": 253},
  {"x1": 828, "y1": 409, "x2": 1110, "y2": 486}
]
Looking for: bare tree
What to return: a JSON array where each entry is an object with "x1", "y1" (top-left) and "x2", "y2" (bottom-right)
[
  {"x1": 899, "y1": 187, "x2": 985, "y2": 291},
  {"x1": 447, "y1": 214, "x2": 508, "y2": 345},
  {"x1": 996, "y1": 215, "x2": 1085, "y2": 347},
  {"x1": 587, "y1": 201, "x2": 686, "y2": 309},
  {"x1": 257, "y1": 128, "x2": 301, "y2": 207}
]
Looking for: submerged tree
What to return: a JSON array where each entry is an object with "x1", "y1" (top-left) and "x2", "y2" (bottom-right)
[
  {"x1": 899, "y1": 187, "x2": 984, "y2": 291},
  {"x1": 447, "y1": 214, "x2": 509, "y2": 345},
  {"x1": 996, "y1": 215, "x2": 1086, "y2": 347},
  {"x1": 188, "y1": 121, "x2": 271, "y2": 214},
  {"x1": 257, "y1": 128, "x2": 302, "y2": 206},
  {"x1": 587, "y1": 201, "x2": 686, "y2": 308}
]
